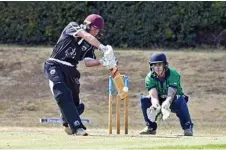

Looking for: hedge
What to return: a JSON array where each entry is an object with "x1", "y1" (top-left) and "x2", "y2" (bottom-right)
[{"x1": 1, "y1": 1, "x2": 226, "y2": 48}]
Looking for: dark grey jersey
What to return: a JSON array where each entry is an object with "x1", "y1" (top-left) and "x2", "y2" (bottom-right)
[{"x1": 50, "y1": 22, "x2": 96, "y2": 66}]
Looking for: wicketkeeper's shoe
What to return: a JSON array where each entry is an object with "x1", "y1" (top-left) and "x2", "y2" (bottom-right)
[
  {"x1": 184, "y1": 128, "x2": 193, "y2": 136},
  {"x1": 75, "y1": 128, "x2": 88, "y2": 136},
  {"x1": 139, "y1": 126, "x2": 156, "y2": 135}
]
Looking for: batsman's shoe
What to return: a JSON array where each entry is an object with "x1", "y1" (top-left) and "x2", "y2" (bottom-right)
[
  {"x1": 62, "y1": 103, "x2": 85, "y2": 128},
  {"x1": 184, "y1": 128, "x2": 193, "y2": 136},
  {"x1": 75, "y1": 128, "x2": 88, "y2": 136},
  {"x1": 139, "y1": 126, "x2": 156, "y2": 135},
  {"x1": 64, "y1": 127, "x2": 73, "y2": 135},
  {"x1": 64, "y1": 127, "x2": 88, "y2": 136}
]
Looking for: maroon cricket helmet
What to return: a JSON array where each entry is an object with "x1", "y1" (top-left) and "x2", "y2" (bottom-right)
[{"x1": 84, "y1": 14, "x2": 105, "y2": 38}]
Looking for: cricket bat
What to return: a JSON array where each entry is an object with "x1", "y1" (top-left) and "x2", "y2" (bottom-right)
[{"x1": 109, "y1": 66, "x2": 128, "y2": 100}]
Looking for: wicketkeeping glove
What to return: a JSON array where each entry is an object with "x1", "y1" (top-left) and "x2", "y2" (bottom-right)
[
  {"x1": 161, "y1": 100, "x2": 171, "y2": 120},
  {"x1": 146, "y1": 103, "x2": 161, "y2": 122}
]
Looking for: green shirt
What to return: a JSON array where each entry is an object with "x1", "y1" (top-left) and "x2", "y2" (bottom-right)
[{"x1": 145, "y1": 67, "x2": 183, "y2": 99}]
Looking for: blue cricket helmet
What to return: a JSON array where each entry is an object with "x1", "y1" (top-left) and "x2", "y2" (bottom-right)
[
  {"x1": 149, "y1": 52, "x2": 167, "y2": 65},
  {"x1": 149, "y1": 52, "x2": 168, "y2": 71}
]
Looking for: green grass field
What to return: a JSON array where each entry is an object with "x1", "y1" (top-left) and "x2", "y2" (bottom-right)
[{"x1": 1, "y1": 127, "x2": 226, "y2": 149}]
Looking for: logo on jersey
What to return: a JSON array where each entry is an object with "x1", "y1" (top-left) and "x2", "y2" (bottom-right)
[
  {"x1": 82, "y1": 45, "x2": 88, "y2": 51},
  {"x1": 81, "y1": 42, "x2": 90, "y2": 51},
  {"x1": 65, "y1": 47, "x2": 77, "y2": 59}
]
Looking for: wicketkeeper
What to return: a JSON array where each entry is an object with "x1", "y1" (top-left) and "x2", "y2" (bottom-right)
[
  {"x1": 44, "y1": 14, "x2": 116, "y2": 136},
  {"x1": 139, "y1": 52, "x2": 193, "y2": 136}
]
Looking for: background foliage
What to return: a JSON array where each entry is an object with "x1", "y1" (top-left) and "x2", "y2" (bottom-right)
[{"x1": 1, "y1": 1, "x2": 226, "y2": 48}]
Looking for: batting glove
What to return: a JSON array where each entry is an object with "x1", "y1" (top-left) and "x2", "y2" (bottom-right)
[
  {"x1": 103, "y1": 45, "x2": 115, "y2": 60},
  {"x1": 99, "y1": 57, "x2": 108, "y2": 67},
  {"x1": 98, "y1": 44, "x2": 108, "y2": 53},
  {"x1": 100, "y1": 57, "x2": 117, "y2": 69}
]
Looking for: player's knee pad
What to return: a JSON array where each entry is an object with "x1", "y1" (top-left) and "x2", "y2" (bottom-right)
[
  {"x1": 52, "y1": 82, "x2": 73, "y2": 105},
  {"x1": 140, "y1": 95, "x2": 151, "y2": 108},
  {"x1": 171, "y1": 95, "x2": 187, "y2": 112}
]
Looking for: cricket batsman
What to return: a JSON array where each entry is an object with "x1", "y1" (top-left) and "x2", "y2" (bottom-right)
[
  {"x1": 139, "y1": 52, "x2": 193, "y2": 136},
  {"x1": 44, "y1": 14, "x2": 116, "y2": 136}
]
